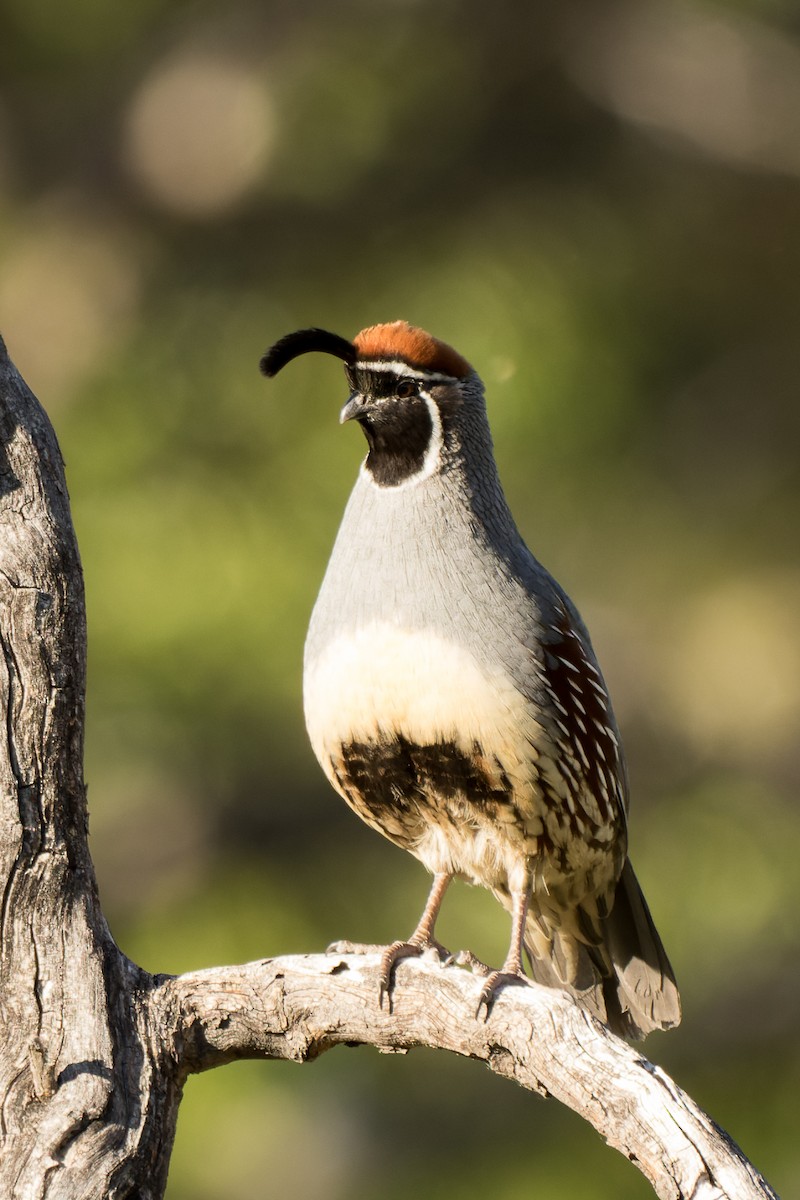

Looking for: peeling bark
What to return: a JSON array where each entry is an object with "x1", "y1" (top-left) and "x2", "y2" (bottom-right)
[{"x1": 0, "y1": 336, "x2": 779, "y2": 1199}]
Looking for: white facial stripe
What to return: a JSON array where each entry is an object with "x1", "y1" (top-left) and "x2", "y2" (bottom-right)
[
  {"x1": 408, "y1": 391, "x2": 443, "y2": 485},
  {"x1": 356, "y1": 359, "x2": 456, "y2": 384},
  {"x1": 359, "y1": 389, "x2": 443, "y2": 492}
]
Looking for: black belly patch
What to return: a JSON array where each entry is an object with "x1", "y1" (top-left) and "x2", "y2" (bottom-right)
[{"x1": 330, "y1": 732, "x2": 516, "y2": 847}]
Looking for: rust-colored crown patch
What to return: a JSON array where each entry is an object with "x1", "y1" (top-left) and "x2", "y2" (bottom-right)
[{"x1": 353, "y1": 321, "x2": 471, "y2": 379}]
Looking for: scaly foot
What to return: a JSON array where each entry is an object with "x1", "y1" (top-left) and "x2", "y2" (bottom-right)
[
  {"x1": 475, "y1": 968, "x2": 529, "y2": 1020},
  {"x1": 378, "y1": 938, "x2": 451, "y2": 1008},
  {"x1": 326, "y1": 937, "x2": 451, "y2": 1009}
]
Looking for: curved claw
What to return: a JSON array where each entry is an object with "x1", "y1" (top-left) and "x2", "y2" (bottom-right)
[
  {"x1": 476, "y1": 969, "x2": 529, "y2": 1020},
  {"x1": 379, "y1": 940, "x2": 420, "y2": 1009},
  {"x1": 378, "y1": 938, "x2": 452, "y2": 1009}
]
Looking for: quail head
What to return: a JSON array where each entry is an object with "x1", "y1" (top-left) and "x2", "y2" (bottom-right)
[{"x1": 261, "y1": 320, "x2": 680, "y2": 1039}]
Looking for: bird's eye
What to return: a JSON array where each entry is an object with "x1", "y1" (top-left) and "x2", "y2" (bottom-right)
[{"x1": 396, "y1": 379, "x2": 419, "y2": 399}]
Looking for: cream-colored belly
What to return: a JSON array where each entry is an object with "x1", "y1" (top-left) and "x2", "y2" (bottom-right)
[
  {"x1": 304, "y1": 622, "x2": 536, "y2": 773},
  {"x1": 304, "y1": 622, "x2": 550, "y2": 886}
]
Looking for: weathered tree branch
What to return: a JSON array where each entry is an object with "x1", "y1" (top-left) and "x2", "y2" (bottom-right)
[
  {"x1": 165, "y1": 951, "x2": 777, "y2": 1200},
  {"x1": 0, "y1": 336, "x2": 778, "y2": 1199}
]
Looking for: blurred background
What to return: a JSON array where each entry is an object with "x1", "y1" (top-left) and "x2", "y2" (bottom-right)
[{"x1": 2, "y1": 0, "x2": 800, "y2": 1195}]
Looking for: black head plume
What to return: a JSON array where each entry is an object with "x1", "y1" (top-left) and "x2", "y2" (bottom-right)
[{"x1": 260, "y1": 328, "x2": 356, "y2": 377}]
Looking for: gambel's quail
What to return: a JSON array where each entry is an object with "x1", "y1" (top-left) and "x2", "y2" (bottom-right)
[{"x1": 261, "y1": 320, "x2": 680, "y2": 1039}]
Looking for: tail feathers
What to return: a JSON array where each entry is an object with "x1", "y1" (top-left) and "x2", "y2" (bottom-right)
[
  {"x1": 523, "y1": 916, "x2": 617, "y2": 1032},
  {"x1": 604, "y1": 860, "x2": 681, "y2": 1039},
  {"x1": 519, "y1": 860, "x2": 681, "y2": 1041}
]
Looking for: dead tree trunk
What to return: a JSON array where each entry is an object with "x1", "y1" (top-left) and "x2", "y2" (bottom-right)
[{"x1": 0, "y1": 335, "x2": 780, "y2": 1200}]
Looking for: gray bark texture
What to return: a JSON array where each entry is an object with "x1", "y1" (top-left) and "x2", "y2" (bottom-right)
[{"x1": 0, "y1": 335, "x2": 779, "y2": 1200}]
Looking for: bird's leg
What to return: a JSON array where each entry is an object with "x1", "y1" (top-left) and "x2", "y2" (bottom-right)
[
  {"x1": 476, "y1": 883, "x2": 531, "y2": 1019},
  {"x1": 378, "y1": 872, "x2": 453, "y2": 1007}
]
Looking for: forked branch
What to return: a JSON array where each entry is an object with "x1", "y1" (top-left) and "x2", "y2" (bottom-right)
[{"x1": 0, "y1": 336, "x2": 778, "y2": 1200}]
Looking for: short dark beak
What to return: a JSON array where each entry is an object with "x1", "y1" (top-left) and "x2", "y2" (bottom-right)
[{"x1": 339, "y1": 393, "x2": 369, "y2": 424}]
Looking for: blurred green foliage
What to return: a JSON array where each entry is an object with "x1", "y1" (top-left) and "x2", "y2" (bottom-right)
[{"x1": 3, "y1": 0, "x2": 800, "y2": 1196}]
